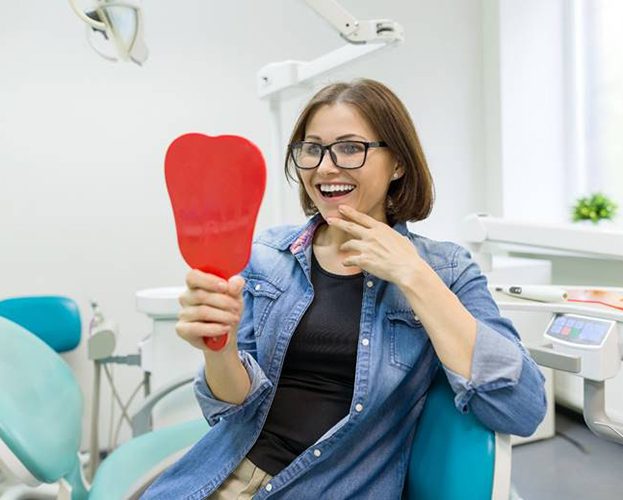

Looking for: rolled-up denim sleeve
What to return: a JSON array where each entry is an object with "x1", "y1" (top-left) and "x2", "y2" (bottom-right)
[
  {"x1": 192, "y1": 260, "x2": 273, "y2": 427},
  {"x1": 442, "y1": 245, "x2": 547, "y2": 437},
  {"x1": 193, "y1": 350, "x2": 273, "y2": 427}
]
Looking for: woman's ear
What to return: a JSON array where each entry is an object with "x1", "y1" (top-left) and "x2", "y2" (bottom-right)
[{"x1": 391, "y1": 164, "x2": 405, "y2": 180}]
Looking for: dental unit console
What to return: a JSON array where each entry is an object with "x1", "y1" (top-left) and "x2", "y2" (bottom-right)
[
  {"x1": 544, "y1": 313, "x2": 619, "y2": 381},
  {"x1": 491, "y1": 286, "x2": 623, "y2": 445}
]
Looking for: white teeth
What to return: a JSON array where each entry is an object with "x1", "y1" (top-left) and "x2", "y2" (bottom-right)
[{"x1": 319, "y1": 184, "x2": 355, "y2": 193}]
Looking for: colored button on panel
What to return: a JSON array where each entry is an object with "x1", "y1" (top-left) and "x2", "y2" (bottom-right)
[{"x1": 549, "y1": 320, "x2": 563, "y2": 334}]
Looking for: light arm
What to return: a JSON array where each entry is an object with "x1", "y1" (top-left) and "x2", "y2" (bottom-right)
[{"x1": 304, "y1": 0, "x2": 403, "y2": 44}]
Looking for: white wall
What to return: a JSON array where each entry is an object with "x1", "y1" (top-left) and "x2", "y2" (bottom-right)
[{"x1": 0, "y1": 0, "x2": 486, "y2": 450}]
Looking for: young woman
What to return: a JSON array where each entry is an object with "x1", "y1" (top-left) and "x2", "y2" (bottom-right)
[{"x1": 142, "y1": 79, "x2": 546, "y2": 499}]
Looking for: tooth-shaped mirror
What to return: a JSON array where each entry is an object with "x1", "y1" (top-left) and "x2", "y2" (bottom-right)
[{"x1": 165, "y1": 133, "x2": 266, "y2": 350}]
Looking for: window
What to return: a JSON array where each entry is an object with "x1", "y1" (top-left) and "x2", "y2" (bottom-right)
[{"x1": 570, "y1": 1, "x2": 623, "y2": 220}]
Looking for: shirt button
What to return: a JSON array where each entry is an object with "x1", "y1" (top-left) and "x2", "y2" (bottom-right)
[
  {"x1": 313, "y1": 449, "x2": 321, "y2": 457},
  {"x1": 366, "y1": 280, "x2": 374, "y2": 288},
  {"x1": 254, "y1": 284, "x2": 261, "y2": 291},
  {"x1": 355, "y1": 403, "x2": 364, "y2": 412},
  {"x1": 361, "y1": 338, "x2": 369, "y2": 347},
  {"x1": 414, "y1": 313, "x2": 420, "y2": 321},
  {"x1": 265, "y1": 483, "x2": 272, "y2": 492}
]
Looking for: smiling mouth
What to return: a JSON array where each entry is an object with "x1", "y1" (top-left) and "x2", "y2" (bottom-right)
[{"x1": 316, "y1": 184, "x2": 356, "y2": 199}]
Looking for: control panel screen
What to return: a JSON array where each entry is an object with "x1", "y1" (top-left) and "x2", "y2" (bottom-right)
[{"x1": 546, "y1": 314, "x2": 612, "y2": 346}]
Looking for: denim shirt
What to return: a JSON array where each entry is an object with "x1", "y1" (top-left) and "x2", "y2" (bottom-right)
[{"x1": 142, "y1": 215, "x2": 547, "y2": 500}]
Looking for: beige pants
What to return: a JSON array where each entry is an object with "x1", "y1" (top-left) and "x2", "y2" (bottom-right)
[{"x1": 208, "y1": 457, "x2": 273, "y2": 499}]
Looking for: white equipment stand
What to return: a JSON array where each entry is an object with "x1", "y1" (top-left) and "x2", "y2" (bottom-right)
[
  {"x1": 462, "y1": 213, "x2": 623, "y2": 263},
  {"x1": 493, "y1": 287, "x2": 623, "y2": 445},
  {"x1": 135, "y1": 287, "x2": 202, "y2": 429},
  {"x1": 463, "y1": 213, "x2": 623, "y2": 430}
]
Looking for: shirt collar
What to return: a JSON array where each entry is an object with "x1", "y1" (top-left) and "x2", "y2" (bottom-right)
[{"x1": 278, "y1": 213, "x2": 409, "y2": 254}]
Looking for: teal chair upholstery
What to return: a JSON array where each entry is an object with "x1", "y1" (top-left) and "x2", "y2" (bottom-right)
[
  {"x1": 0, "y1": 314, "x2": 509, "y2": 499},
  {"x1": 0, "y1": 296, "x2": 81, "y2": 353},
  {"x1": 404, "y1": 371, "x2": 511, "y2": 499},
  {"x1": 0, "y1": 317, "x2": 209, "y2": 500}
]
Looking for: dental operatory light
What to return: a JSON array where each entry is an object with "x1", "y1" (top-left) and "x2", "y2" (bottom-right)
[
  {"x1": 69, "y1": 0, "x2": 148, "y2": 65},
  {"x1": 257, "y1": 0, "x2": 404, "y2": 97}
]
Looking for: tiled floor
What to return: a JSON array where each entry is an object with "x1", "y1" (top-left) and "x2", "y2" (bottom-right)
[{"x1": 512, "y1": 407, "x2": 622, "y2": 500}]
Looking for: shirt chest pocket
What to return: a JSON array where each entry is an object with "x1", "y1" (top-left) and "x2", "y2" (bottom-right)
[
  {"x1": 386, "y1": 310, "x2": 429, "y2": 371},
  {"x1": 245, "y1": 277, "x2": 283, "y2": 337}
]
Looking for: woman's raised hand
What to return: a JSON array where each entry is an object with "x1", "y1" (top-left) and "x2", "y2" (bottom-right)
[
  {"x1": 176, "y1": 270, "x2": 245, "y2": 354},
  {"x1": 327, "y1": 205, "x2": 422, "y2": 289}
]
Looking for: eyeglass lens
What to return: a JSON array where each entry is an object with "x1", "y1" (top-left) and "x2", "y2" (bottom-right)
[{"x1": 292, "y1": 142, "x2": 367, "y2": 169}]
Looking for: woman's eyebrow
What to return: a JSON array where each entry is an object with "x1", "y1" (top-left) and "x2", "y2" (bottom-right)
[
  {"x1": 304, "y1": 134, "x2": 322, "y2": 141},
  {"x1": 303, "y1": 133, "x2": 367, "y2": 141},
  {"x1": 335, "y1": 133, "x2": 366, "y2": 141}
]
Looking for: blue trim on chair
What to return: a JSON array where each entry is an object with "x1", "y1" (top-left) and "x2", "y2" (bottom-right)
[
  {"x1": 0, "y1": 296, "x2": 81, "y2": 352},
  {"x1": 404, "y1": 371, "x2": 495, "y2": 500}
]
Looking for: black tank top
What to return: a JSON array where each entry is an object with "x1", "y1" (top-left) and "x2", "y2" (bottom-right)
[{"x1": 246, "y1": 251, "x2": 364, "y2": 475}]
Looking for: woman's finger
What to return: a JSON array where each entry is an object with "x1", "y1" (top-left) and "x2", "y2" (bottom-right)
[
  {"x1": 327, "y1": 217, "x2": 366, "y2": 238},
  {"x1": 185, "y1": 269, "x2": 228, "y2": 292},
  {"x1": 179, "y1": 305, "x2": 240, "y2": 325},
  {"x1": 339, "y1": 239, "x2": 365, "y2": 253},
  {"x1": 342, "y1": 254, "x2": 366, "y2": 268},
  {"x1": 176, "y1": 321, "x2": 231, "y2": 340},
  {"x1": 227, "y1": 275, "x2": 246, "y2": 297},
  {"x1": 337, "y1": 204, "x2": 379, "y2": 228},
  {"x1": 183, "y1": 288, "x2": 241, "y2": 312}
]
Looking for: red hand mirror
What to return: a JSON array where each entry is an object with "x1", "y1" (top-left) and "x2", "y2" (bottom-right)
[{"x1": 165, "y1": 133, "x2": 266, "y2": 350}]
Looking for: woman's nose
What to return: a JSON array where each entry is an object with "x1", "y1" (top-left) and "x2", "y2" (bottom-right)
[{"x1": 316, "y1": 150, "x2": 340, "y2": 174}]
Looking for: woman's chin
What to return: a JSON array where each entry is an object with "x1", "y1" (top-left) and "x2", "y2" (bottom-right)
[{"x1": 319, "y1": 208, "x2": 342, "y2": 221}]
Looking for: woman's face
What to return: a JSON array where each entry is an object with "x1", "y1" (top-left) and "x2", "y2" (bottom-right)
[{"x1": 296, "y1": 103, "x2": 402, "y2": 224}]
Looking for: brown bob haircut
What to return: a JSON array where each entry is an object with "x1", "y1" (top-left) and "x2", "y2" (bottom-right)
[{"x1": 285, "y1": 79, "x2": 435, "y2": 224}]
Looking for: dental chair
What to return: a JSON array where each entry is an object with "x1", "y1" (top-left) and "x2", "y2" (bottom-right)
[
  {"x1": 0, "y1": 312, "x2": 510, "y2": 499},
  {"x1": 404, "y1": 370, "x2": 511, "y2": 500},
  {"x1": 0, "y1": 317, "x2": 209, "y2": 500},
  {"x1": 0, "y1": 295, "x2": 83, "y2": 498},
  {"x1": 132, "y1": 374, "x2": 512, "y2": 499},
  {"x1": 0, "y1": 296, "x2": 81, "y2": 353}
]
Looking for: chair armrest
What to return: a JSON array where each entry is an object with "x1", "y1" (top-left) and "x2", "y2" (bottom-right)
[
  {"x1": 492, "y1": 433, "x2": 511, "y2": 500},
  {"x1": 131, "y1": 375, "x2": 194, "y2": 437}
]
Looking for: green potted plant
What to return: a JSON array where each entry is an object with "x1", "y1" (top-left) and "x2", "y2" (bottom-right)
[{"x1": 571, "y1": 192, "x2": 618, "y2": 225}]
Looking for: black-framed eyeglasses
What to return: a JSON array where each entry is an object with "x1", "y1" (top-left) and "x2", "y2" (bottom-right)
[{"x1": 288, "y1": 140, "x2": 388, "y2": 170}]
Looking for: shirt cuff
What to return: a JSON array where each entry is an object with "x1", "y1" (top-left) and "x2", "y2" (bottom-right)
[
  {"x1": 443, "y1": 320, "x2": 523, "y2": 413},
  {"x1": 194, "y1": 350, "x2": 272, "y2": 426}
]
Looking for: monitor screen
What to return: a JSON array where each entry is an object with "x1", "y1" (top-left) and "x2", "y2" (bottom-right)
[{"x1": 546, "y1": 314, "x2": 612, "y2": 346}]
